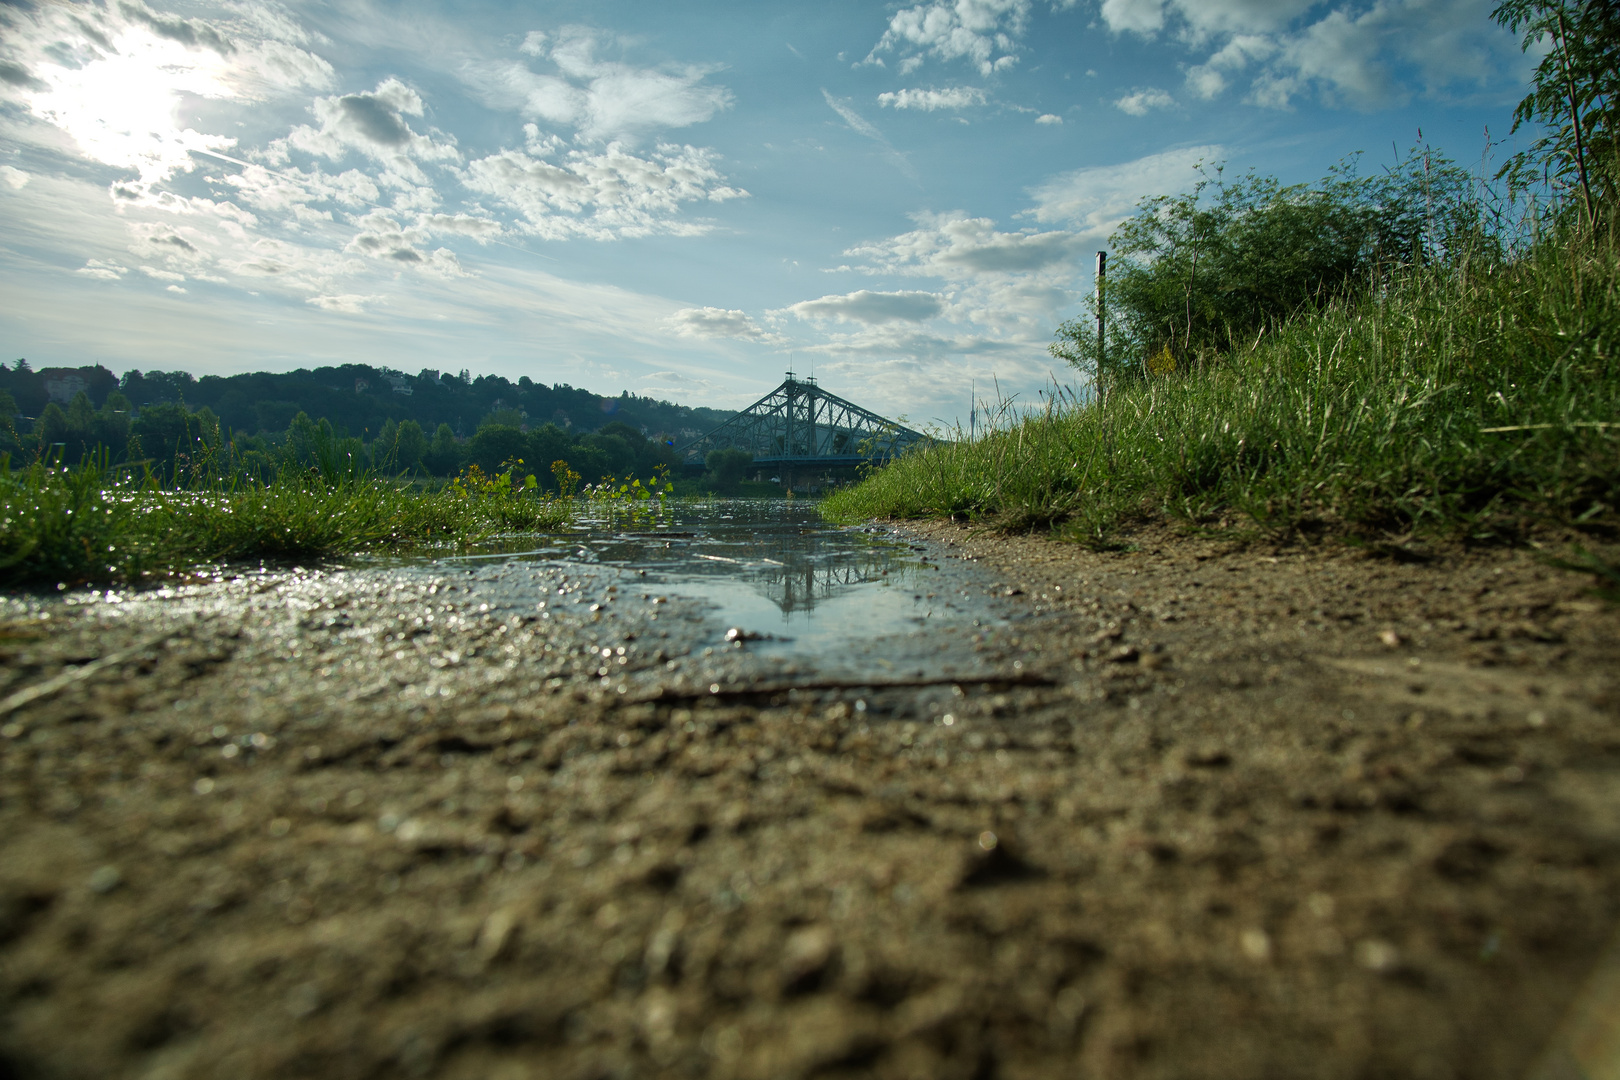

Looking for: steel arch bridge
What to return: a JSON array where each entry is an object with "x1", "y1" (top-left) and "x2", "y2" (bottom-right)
[{"x1": 677, "y1": 374, "x2": 928, "y2": 469}]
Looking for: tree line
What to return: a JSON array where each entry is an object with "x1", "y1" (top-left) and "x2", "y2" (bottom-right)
[{"x1": 0, "y1": 361, "x2": 737, "y2": 490}]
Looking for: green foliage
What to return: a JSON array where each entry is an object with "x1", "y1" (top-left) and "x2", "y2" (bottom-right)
[
  {"x1": 468, "y1": 423, "x2": 528, "y2": 477},
  {"x1": 129, "y1": 401, "x2": 220, "y2": 482},
  {"x1": 1494, "y1": 0, "x2": 1620, "y2": 226},
  {"x1": 1052, "y1": 152, "x2": 1486, "y2": 389},
  {"x1": 829, "y1": 223, "x2": 1620, "y2": 545},
  {"x1": 704, "y1": 448, "x2": 753, "y2": 494},
  {"x1": 0, "y1": 452, "x2": 571, "y2": 588},
  {"x1": 424, "y1": 422, "x2": 464, "y2": 476}
]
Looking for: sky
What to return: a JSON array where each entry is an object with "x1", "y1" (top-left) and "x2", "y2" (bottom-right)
[{"x1": 0, "y1": 0, "x2": 1537, "y2": 429}]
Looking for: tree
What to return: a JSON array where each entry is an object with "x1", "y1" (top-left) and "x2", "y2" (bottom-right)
[
  {"x1": 34, "y1": 402, "x2": 68, "y2": 456},
  {"x1": 93, "y1": 391, "x2": 132, "y2": 452},
  {"x1": 482, "y1": 407, "x2": 524, "y2": 429},
  {"x1": 705, "y1": 448, "x2": 752, "y2": 494},
  {"x1": 1493, "y1": 0, "x2": 1620, "y2": 227},
  {"x1": 424, "y1": 423, "x2": 464, "y2": 476},
  {"x1": 469, "y1": 422, "x2": 528, "y2": 476},
  {"x1": 131, "y1": 402, "x2": 200, "y2": 479}
]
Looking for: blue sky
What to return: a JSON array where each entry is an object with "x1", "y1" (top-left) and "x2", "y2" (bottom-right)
[{"x1": 0, "y1": 0, "x2": 1534, "y2": 427}]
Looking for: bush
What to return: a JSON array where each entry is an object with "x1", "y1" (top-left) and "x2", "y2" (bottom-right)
[{"x1": 1052, "y1": 150, "x2": 1485, "y2": 390}]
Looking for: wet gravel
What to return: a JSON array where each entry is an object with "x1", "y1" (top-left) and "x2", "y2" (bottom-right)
[{"x1": 0, "y1": 515, "x2": 1617, "y2": 1079}]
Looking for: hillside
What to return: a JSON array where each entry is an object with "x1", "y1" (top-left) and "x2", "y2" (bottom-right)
[{"x1": 0, "y1": 361, "x2": 733, "y2": 443}]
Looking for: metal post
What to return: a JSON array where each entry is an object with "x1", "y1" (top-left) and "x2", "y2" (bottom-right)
[{"x1": 1095, "y1": 251, "x2": 1107, "y2": 402}]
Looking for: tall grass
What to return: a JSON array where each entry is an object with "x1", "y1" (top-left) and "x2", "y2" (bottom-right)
[
  {"x1": 0, "y1": 455, "x2": 571, "y2": 587},
  {"x1": 825, "y1": 225, "x2": 1619, "y2": 546}
]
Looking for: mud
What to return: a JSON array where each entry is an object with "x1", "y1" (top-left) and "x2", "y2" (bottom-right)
[{"x1": 1, "y1": 516, "x2": 1617, "y2": 1080}]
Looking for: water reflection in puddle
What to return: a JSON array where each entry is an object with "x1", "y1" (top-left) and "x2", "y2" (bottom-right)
[{"x1": 443, "y1": 500, "x2": 990, "y2": 661}]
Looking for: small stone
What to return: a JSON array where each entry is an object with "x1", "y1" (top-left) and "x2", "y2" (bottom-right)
[
  {"x1": 476, "y1": 907, "x2": 519, "y2": 964},
  {"x1": 1379, "y1": 629, "x2": 1405, "y2": 648},
  {"x1": 1240, "y1": 928, "x2": 1272, "y2": 961},
  {"x1": 1108, "y1": 645, "x2": 1140, "y2": 664},
  {"x1": 287, "y1": 982, "x2": 322, "y2": 1019},
  {"x1": 781, "y1": 925, "x2": 835, "y2": 991},
  {"x1": 88, "y1": 866, "x2": 121, "y2": 894},
  {"x1": 1356, "y1": 939, "x2": 1399, "y2": 972}
]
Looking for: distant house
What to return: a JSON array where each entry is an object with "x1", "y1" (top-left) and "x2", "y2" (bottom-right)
[
  {"x1": 384, "y1": 373, "x2": 412, "y2": 396},
  {"x1": 354, "y1": 378, "x2": 371, "y2": 393},
  {"x1": 44, "y1": 373, "x2": 88, "y2": 404}
]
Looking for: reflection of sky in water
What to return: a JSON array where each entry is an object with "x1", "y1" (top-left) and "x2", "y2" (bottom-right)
[{"x1": 457, "y1": 500, "x2": 967, "y2": 654}]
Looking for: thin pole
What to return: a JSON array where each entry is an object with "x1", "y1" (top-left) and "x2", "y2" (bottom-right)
[{"x1": 1095, "y1": 251, "x2": 1107, "y2": 402}]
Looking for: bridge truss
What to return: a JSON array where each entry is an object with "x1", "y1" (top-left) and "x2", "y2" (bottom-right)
[{"x1": 678, "y1": 375, "x2": 928, "y2": 469}]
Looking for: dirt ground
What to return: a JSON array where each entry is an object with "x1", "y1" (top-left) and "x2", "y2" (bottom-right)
[{"x1": 1, "y1": 522, "x2": 1617, "y2": 1080}]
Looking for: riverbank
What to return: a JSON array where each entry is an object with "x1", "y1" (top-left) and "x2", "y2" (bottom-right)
[
  {"x1": 1, "y1": 518, "x2": 1616, "y2": 1079},
  {"x1": 823, "y1": 225, "x2": 1620, "y2": 552}
]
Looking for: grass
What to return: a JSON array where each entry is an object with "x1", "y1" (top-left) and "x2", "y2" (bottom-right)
[
  {"x1": 0, "y1": 455, "x2": 572, "y2": 588},
  {"x1": 825, "y1": 224, "x2": 1620, "y2": 549}
]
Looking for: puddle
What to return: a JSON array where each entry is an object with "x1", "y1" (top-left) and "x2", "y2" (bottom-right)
[{"x1": 426, "y1": 499, "x2": 1002, "y2": 678}]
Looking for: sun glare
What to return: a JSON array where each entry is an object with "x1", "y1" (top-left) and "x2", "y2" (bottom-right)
[{"x1": 27, "y1": 25, "x2": 238, "y2": 185}]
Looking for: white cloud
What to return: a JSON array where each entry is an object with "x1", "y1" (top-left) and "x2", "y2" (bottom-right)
[
  {"x1": 1115, "y1": 88, "x2": 1175, "y2": 115},
  {"x1": 668, "y1": 307, "x2": 782, "y2": 343},
  {"x1": 787, "y1": 290, "x2": 946, "y2": 324},
  {"x1": 0, "y1": 166, "x2": 30, "y2": 189},
  {"x1": 849, "y1": 213, "x2": 1084, "y2": 277},
  {"x1": 342, "y1": 211, "x2": 467, "y2": 277},
  {"x1": 461, "y1": 127, "x2": 747, "y2": 241},
  {"x1": 1035, "y1": 113, "x2": 1063, "y2": 125},
  {"x1": 781, "y1": 209, "x2": 1087, "y2": 369},
  {"x1": 877, "y1": 86, "x2": 989, "y2": 111},
  {"x1": 215, "y1": 162, "x2": 381, "y2": 220},
  {"x1": 1027, "y1": 145, "x2": 1223, "y2": 234},
  {"x1": 1099, "y1": 0, "x2": 1166, "y2": 35},
  {"x1": 275, "y1": 79, "x2": 460, "y2": 184},
  {"x1": 344, "y1": 210, "x2": 428, "y2": 263},
  {"x1": 307, "y1": 294, "x2": 382, "y2": 314},
  {"x1": 140, "y1": 265, "x2": 186, "y2": 282},
  {"x1": 165, "y1": 284, "x2": 187, "y2": 294},
  {"x1": 421, "y1": 213, "x2": 504, "y2": 242},
  {"x1": 1185, "y1": 34, "x2": 1277, "y2": 99},
  {"x1": 463, "y1": 26, "x2": 732, "y2": 142},
  {"x1": 76, "y1": 259, "x2": 128, "y2": 281},
  {"x1": 1101, "y1": 0, "x2": 1521, "y2": 110},
  {"x1": 1101, "y1": 0, "x2": 1313, "y2": 39},
  {"x1": 797, "y1": 326, "x2": 1025, "y2": 360},
  {"x1": 865, "y1": 0, "x2": 1032, "y2": 76}
]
